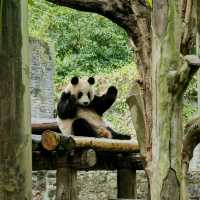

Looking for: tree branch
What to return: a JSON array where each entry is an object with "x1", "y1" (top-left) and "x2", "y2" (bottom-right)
[
  {"x1": 46, "y1": 0, "x2": 151, "y2": 70},
  {"x1": 182, "y1": 115, "x2": 200, "y2": 164},
  {"x1": 168, "y1": 55, "x2": 200, "y2": 95},
  {"x1": 46, "y1": 0, "x2": 144, "y2": 34},
  {"x1": 181, "y1": 0, "x2": 196, "y2": 54},
  {"x1": 126, "y1": 80, "x2": 146, "y2": 159}
]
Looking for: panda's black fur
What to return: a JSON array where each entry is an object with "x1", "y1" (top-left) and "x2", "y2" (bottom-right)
[{"x1": 57, "y1": 76, "x2": 130, "y2": 140}]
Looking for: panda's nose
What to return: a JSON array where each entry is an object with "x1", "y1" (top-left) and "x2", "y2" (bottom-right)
[{"x1": 83, "y1": 102, "x2": 89, "y2": 106}]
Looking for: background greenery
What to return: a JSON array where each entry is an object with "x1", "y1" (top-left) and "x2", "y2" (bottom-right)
[{"x1": 29, "y1": 0, "x2": 198, "y2": 137}]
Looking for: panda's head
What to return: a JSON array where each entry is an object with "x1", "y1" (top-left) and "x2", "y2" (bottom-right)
[{"x1": 64, "y1": 76, "x2": 95, "y2": 106}]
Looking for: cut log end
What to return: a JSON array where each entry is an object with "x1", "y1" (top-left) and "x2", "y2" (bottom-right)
[
  {"x1": 41, "y1": 130, "x2": 76, "y2": 151},
  {"x1": 42, "y1": 130, "x2": 60, "y2": 151},
  {"x1": 81, "y1": 149, "x2": 97, "y2": 167}
]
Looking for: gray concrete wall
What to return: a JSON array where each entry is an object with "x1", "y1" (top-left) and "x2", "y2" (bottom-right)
[{"x1": 30, "y1": 37, "x2": 54, "y2": 120}]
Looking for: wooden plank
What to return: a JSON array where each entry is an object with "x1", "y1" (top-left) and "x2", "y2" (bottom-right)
[{"x1": 32, "y1": 118, "x2": 60, "y2": 134}]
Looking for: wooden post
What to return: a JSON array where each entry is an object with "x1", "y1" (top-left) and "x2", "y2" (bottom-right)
[
  {"x1": 0, "y1": 0, "x2": 31, "y2": 199},
  {"x1": 56, "y1": 168, "x2": 78, "y2": 200},
  {"x1": 117, "y1": 169, "x2": 136, "y2": 199}
]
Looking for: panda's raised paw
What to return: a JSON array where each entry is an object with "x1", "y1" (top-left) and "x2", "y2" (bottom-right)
[
  {"x1": 107, "y1": 86, "x2": 118, "y2": 96},
  {"x1": 97, "y1": 127, "x2": 112, "y2": 139}
]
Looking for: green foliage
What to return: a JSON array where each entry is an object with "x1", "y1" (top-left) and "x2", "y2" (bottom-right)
[
  {"x1": 146, "y1": 0, "x2": 152, "y2": 8},
  {"x1": 183, "y1": 77, "x2": 198, "y2": 121},
  {"x1": 28, "y1": 0, "x2": 34, "y2": 5},
  {"x1": 29, "y1": 0, "x2": 132, "y2": 83}
]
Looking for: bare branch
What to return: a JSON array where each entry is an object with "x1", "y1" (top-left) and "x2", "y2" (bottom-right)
[
  {"x1": 168, "y1": 55, "x2": 200, "y2": 95},
  {"x1": 46, "y1": 0, "x2": 148, "y2": 35},
  {"x1": 182, "y1": 116, "x2": 200, "y2": 166},
  {"x1": 126, "y1": 80, "x2": 146, "y2": 159},
  {"x1": 181, "y1": 0, "x2": 196, "y2": 54}
]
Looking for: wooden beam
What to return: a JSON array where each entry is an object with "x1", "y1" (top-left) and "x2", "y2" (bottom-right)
[
  {"x1": 40, "y1": 130, "x2": 139, "y2": 153},
  {"x1": 32, "y1": 118, "x2": 60, "y2": 134},
  {"x1": 117, "y1": 169, "x2": 136, "y2": 199},
  {"x1": 56, "y1": 168, "x2": 78, "y2": 200},
  {"x1": 32, "y1": 151, "x2": 143, "y2": 171},
  {"x1": 33, "y1": 149, "x2": 97, "y2": 170}
]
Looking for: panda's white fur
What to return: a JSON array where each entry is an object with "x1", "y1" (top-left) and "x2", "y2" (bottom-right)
[{"x1": 57, "y1": 77, "x2": 108, "y2": 136}]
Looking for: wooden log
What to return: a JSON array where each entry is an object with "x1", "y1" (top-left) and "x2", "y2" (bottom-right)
[
  {"x1": 41, "y1": 130, "x2": 139, "y2": 153},
  {"x1": 33, "y1": 149, "x2": 97, "y2": 170},
  {"x1": 117, "y1": 169, "x2": 136, "y2": 199},
  {"x1": 56, "y1": 168, "x2": 78, "y2": 200},
  {"x1": 32, "y1": 135, "x2": 42, "y2": 151},
  {"x1": 32, "y1": 118, "x2": 60, "y2": 134},
  {"x1": 32, "y1": 151, "x2": 143, "y2": 171},
  {"x1": 41, "y1": 130, "x2": 75, "y2": 151}
]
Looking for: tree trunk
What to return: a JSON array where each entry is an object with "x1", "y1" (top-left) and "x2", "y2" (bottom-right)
[
  {"x1": 149, "y1": 0, "x2": 183, "y2": 199},
  {"x1": 0, "y1": 0, "x2": 32, "y2": 199}
]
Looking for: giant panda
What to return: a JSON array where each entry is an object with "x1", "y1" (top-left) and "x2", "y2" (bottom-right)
[{"x1": 57, "y1": 76, "x2": 130, "y2": 140}]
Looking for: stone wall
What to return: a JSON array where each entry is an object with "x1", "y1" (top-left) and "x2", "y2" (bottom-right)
[
  {"x1": 30, "y1": 38, "x2": 200, "y2": 200},
  {"x1": 30, "y1": 37, "x2": 55, "y2": 120}
]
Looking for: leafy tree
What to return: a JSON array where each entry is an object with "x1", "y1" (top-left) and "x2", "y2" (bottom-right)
[{"x1": 29, "y1": 0, "x2": 132, "y2": 81}]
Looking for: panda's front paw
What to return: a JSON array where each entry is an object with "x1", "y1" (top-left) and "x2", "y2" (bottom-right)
[
  {"x1": 68, "y1": 95, "x2": 77, "y2": 106},
  {"x1": 97, "y1": 127, "x2": 112, "y2": 139},
  {"x1": 108, "y1": 86, "x2": 118, "y2": 97},
  {"x1": 61, "y1": 92, "x2": 70, "y2": 101}
]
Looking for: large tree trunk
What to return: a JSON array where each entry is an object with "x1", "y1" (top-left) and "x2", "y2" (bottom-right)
[
  {"x1": 0, "y1": 0, "x2": 32, "y2": 199},
  {"x1": 149, "y1": 1, "x2": 194, "y2": 199}
]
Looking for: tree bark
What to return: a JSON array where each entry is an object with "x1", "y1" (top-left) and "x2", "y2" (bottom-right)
[
  {"x1": 150, "y1": 0, "x2": 183, "y2": 199},
  {"x1": 0, "y1": 0, "x2": 31, "y2": 199},
  {"x1": 149, "y1": 1, "x2": 200, "y2": 200}
]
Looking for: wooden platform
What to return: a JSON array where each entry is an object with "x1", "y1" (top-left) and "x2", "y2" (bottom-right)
[{"x1": 31, "y1": 118, "x2": 143, "y2": 200}]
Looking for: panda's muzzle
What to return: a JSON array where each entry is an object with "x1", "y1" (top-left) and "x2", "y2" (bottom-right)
[{"x1": 83, "y1": 102, "x2": 89, "y2": 106}]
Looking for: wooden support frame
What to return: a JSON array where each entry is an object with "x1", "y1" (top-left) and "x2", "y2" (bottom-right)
[
  {"x1": 117, "y1": 169, "x2": 136, "y2": 199},
  {"x1": 56, "y1": 168, "x2": 78, "y2": 200},
  {"x1": 32, "y1": 120, "x2": 143, "y2": 200}
]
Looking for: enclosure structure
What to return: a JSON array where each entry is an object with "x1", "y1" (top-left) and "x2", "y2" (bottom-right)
[
  {"x1": 1, "y1": 0, "x2": 200, "y2": 200},
  {"x1": 32, "y1": 120, "x2": 141, "y2": 200}
]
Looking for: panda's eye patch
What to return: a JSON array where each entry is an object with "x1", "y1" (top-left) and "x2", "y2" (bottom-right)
[
  {"x1": 78, "y1": 92, "x2": 83, "y2": 99},
  {"x1": 87, "y1": 92, "x2": 91, "y2": 99}
]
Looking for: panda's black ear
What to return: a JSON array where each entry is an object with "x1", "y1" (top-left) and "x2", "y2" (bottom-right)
[
  {"x1": 88, "y1": 77, "x2": 95, "y2": 85},
  {"x1": 71, "y1": 76, "x2": 79, "y2": 85}
]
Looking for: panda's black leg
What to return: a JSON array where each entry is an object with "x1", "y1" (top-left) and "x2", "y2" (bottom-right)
[
  {"x1": 72, "y1": 118, "x2": 99, "y2": 137},
  {"x1": 107, "y1": 127, "x2": 131, "y2": 140}
]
